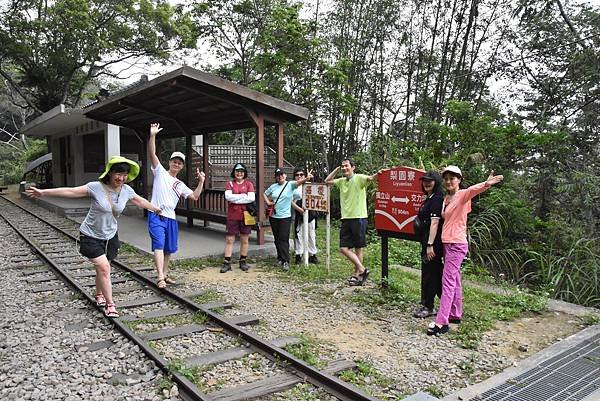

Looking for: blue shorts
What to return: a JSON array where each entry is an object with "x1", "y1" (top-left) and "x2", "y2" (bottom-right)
[{"x1": 148, "y1": 213, "x2": 179, "y2": 254}]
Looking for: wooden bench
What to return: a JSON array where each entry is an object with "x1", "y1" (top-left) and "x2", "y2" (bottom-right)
[{"x1": 175, "y1": 188, "x2": 266, "y2": 243}]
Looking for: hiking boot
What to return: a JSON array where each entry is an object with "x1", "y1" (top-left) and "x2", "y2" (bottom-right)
[
  {"x1": 239, "y1": 260, "x2": 250, "y2": 272},
  {"x1": 295, "y1": 254, "x2": 302, "y2": 264},
  {"x1": 220, "y1": 262, "x2": 231, "y2": 273},
  {"x1": 281, "y1": 262, "x2": 290, "y2": 271},
  {"x1": 308, "y1": 255, "x2": 318, "y2": 264}
]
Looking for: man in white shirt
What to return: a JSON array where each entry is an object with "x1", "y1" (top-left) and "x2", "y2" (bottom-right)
[{"x1": 148, "y1": 123, "x2": 205, "y2": 288}]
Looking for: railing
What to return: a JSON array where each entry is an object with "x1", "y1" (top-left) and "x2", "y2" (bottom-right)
[{"x1": 176, "y1": 189, "x2": 227, "y2": 216}]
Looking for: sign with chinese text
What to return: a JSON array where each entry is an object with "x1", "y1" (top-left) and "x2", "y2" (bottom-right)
[
  {"x1": 374, "y1": 166, "x2": 425, "y2": 235},
  {"x1": 303, "y1": 183, "x2": 329, "y2": 212}
]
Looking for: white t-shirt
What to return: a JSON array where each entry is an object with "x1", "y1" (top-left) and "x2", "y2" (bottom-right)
[{"x1": 150, "y1": 164, "x2": 193, "y2": 220}]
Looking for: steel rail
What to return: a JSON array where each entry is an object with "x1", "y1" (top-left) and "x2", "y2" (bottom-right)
[
  {"x1": 0, "y1": 200, "x2": 215, "y2": 401},
  {"x1": 2, "y1": 195, "x2": 381, "y2": 401}
]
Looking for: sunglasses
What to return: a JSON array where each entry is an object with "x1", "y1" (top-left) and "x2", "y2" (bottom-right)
[{"x1": 295, "y1": 173, "x2": 305, "y2": 177}]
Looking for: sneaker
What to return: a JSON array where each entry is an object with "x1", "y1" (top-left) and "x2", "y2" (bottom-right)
[
  {"x1": 413, "y1": 305, "x2": 437, "y2": 318},
  {"x1": 281, "y1": 262, "x2": 290, "y2": 271},
  {"x1": 309, "y1": 255, "x2": 318, "y2": 264},
  {"x1": 220, "y1": 262, "x2": 231, "y2": 273},
  {"x1": 239, "y1": 260, "x2": 250, "y2": 272},
  {"x1": 295, "y1": 254, "x2": 302, "y2": 264}
]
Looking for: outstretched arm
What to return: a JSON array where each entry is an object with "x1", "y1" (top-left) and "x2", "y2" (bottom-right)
[
  {"x1": 148, "y1": 123, "x2": 162, "y2": 169},
  {"x1": 26, "y1": 185, "x2": 88, "y2": 199},
  {"x1": 367, "y1": 168, "x2": 386, "y2": 181},
  {"x1": 131, "y1": 194, "x2": 162, "y2": 213},
  {"x1": 324, "y1": 166, "x2": 340, "y2": 184},
  {"x1": 464, "y1": 171, "x2": 504, "y2": 200}
]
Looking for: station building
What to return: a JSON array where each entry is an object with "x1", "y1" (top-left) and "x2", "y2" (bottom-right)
[{"x1": 19, "y1": 66, "x2": 308, "y2": 244}]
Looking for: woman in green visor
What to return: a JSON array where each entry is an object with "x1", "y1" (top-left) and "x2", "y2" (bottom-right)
[{"x1": 26, "y1": 156, "x2": 161, "y2": 318}]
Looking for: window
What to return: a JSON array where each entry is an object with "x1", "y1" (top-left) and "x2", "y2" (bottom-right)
[{"x1": 83, "y1": 132, "x2": 105, "y2": 173}]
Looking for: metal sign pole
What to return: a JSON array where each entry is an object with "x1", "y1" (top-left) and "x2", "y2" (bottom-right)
[
  {"x1": 326, "y1": 190, "x2": 330, "y2": 274},
  {"x1": 303, "y1": 205, "x2": 309, "y2": 266}
]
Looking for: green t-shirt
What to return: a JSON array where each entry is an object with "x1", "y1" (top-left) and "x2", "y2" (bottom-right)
[{"x1": 334, "y1": 174, "x2": 369, "y2": 219}]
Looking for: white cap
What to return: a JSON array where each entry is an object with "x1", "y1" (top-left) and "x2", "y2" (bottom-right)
[
  {"x1": 170, "y1": 151, "x2": 185, "y2": 162},
  {"x1": 442, "y1": 165, "x2": 462, "y2": 177}
]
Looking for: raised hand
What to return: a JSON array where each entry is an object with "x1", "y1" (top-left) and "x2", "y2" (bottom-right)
[
  {"x1": 150, "y1": 122, "x2": 163, "y2": 136},
  {"x1": 486, "y1": 170, "x2": 504, "y2": 186},
  {"x1": 195, "y1": 168, "x2": 205, "y2": 181},
  {"x1": 306, "y1": 169, "x2": 314, "y2": 180}
]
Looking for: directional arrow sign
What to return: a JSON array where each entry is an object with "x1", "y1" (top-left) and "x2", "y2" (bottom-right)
[
  {"x1": 391, "y1": 196, "x2": 409, "y2": 203},
  {"x1": 375, "y1": 166, "x2": 425, "y2": 235}
]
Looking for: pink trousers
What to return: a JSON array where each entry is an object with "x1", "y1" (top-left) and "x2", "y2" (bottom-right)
[{"x1": 435, "y1": 243, "x2": 469, "y2": 326}]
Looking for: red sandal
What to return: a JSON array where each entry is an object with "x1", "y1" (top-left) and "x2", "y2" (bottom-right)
[
  {"x1": 95, "y1": 293, "x2": 106, "y2": 307},
  {"x1": 104, "y1": 303, "x2": 119, "y2": 318}
]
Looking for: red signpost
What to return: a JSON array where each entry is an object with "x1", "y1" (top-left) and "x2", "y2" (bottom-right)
[{"x1": 375, "y1": 166, "x2": 425, "y2": 286}]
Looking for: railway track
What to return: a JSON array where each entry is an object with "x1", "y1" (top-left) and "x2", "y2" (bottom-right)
[{"x1": 0, "y1": 195, "x2": 380, "y2": 401}]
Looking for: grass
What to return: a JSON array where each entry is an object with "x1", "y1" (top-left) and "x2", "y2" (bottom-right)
[
  {"x1": 581, "y1": 312, "x2": 600, "y2": 326},
  {"x1": 281, "y1": 222, "x2": 549, "y2": 348},
  {"x1": 192, "y1": 289, "x2": 222, "y2": 304},
  {"x1": 171, "y1": 257, "x2": 221, "y2": 271},
  {"x1": 283, "y1": 335, "x2": 326, "y2": 369},
  {"x1": 338, "y1": 359, "x2": 395, "y2": 390}
]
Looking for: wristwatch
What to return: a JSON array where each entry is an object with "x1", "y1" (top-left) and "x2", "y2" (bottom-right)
[{"x1": 427, "y1": 243, "x2": 433, "y2": 246}]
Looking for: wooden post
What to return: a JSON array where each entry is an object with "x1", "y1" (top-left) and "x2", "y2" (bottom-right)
[
  {"x1": 186, "y1": 134, "x2": 193, "y2": 227},
  {"x1": 252, "y1": 112, "x2": 266, "y2": 245},
  {"x1": 276, "y1": 123, "x2": 284, "y2": 168},
  {"x1": 202, "y1": 134, "x2": 209, "y2": 227}
]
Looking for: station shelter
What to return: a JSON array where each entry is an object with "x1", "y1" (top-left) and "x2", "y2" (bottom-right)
[{"x1": 19, "y1": 66, "x2": 309, "y2": 245}]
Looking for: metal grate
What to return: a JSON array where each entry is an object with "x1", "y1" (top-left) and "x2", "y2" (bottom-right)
[{"x1": 473, "y1": 333, "x2": 600, "y2": 401}]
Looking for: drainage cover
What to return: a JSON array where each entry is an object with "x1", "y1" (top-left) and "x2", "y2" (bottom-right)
[{"x1": 473, "y1": 333, "x2": 600, "y2": 401}]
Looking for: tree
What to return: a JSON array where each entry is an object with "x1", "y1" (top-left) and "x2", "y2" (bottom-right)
[{"x1": 0, "y1": 0, "x2": 198, "y2": 114}]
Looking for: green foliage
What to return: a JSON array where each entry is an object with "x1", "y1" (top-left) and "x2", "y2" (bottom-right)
[
  {"x1": 0, "y1": 0, "x2": 197, "y2": 112},
  {"x1": 580, "y1": 313, "x2": 600, "y2": 326},
  {"x1": 527, "y1": 236, "x2": 600, "y2": 308},
  {"x1": 0, "y1": 138, "x2": 47, "y2": 184}
]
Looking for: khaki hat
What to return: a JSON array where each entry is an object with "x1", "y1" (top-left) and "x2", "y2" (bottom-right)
[
  {"x1": 99, "y1": 156, "x2": 140, "y2": 183},
  {"x1": 442, "y1": 165, "x2": 462, "y2": 178},
  {"x1": 170, "y1": 151, "x2": 186, "y2": 162}
]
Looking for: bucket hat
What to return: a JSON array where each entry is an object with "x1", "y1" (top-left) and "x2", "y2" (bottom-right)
[{"x1": 99, "y1": 156, "x2": 140, "y2": 183}]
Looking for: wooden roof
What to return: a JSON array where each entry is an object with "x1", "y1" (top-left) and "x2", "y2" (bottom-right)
[{"x1": 83, "y1": 66, "x2": 309, "y2": 138}]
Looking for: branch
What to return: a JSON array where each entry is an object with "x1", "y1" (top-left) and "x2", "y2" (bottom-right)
[
  {"x1": 554, "y1": 0, "x2": 587, "y2": 49},
  {"x1": 0, "y1": 67, "x2": 43, "y2": 115}
]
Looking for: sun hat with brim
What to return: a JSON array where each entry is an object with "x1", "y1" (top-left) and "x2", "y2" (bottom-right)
[
  {"x1": 442, "y1": 165, "x2": 462, "y2": 178},
  {"x1": 99, "y1": 156, "x2": 140, "y2": 183}
]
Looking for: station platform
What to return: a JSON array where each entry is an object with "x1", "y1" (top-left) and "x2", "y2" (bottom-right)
[{"x1": 20, "y1": 193, "x2": 276, "y2": 260}]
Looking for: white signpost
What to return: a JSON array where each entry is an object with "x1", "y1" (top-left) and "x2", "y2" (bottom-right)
[{"x1": 302, "y1": 183, "x2": 330, "y2": 272}]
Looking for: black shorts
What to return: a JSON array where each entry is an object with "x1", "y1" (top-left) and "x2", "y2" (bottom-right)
[
  {"x1": 79, "y1": 232, "x2": 120, "y2": 261},
  {"x1": 340, "y1": 218, "x2": 367, "y2": 249}
]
